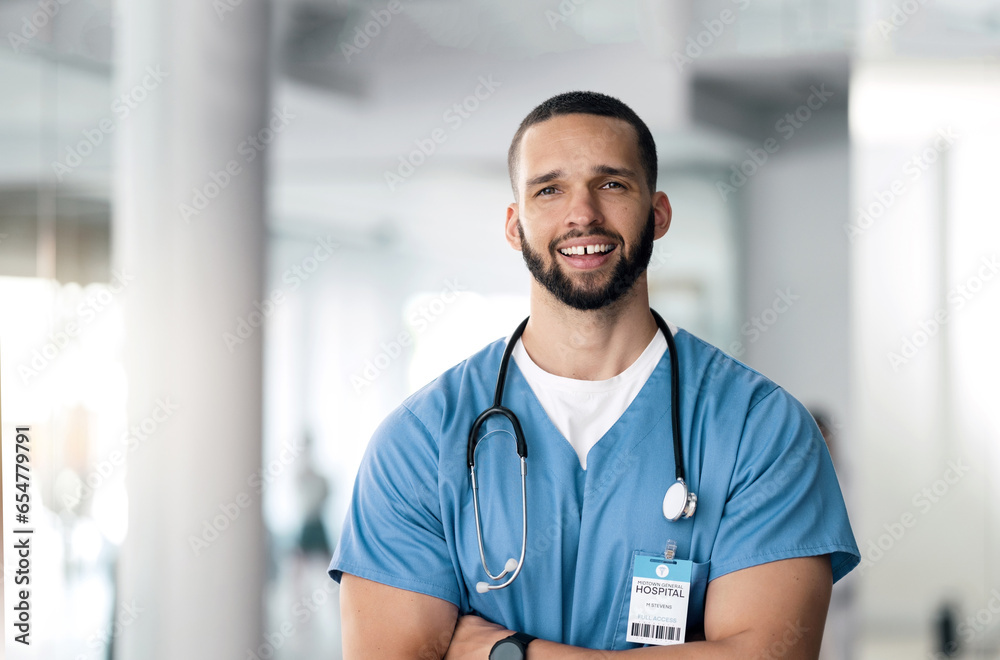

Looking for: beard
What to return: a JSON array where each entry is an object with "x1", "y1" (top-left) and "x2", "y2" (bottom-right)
[{"x1": 518, "y1": 207, "x2": 655, "y2": 311}]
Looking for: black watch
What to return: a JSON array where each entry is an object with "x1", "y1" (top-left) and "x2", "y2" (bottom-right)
[{"x1": 489, "y1": 631, "x2": 536, "y2": 660}]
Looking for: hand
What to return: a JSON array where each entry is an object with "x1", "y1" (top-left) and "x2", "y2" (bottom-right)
[{"x1": 443, "y1": 614, "x2": 513, "y2": 660}]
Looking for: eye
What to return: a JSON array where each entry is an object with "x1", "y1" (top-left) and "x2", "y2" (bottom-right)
[
  {"x1": 536, "y1": 186, "x2": 558, "y2": 197},
  {"x1": 602, "y1": 181, "x2": 626, "y2": 189}
]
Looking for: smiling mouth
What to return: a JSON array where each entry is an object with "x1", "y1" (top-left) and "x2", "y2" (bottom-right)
[{"x1": 557, "y1": 244, "x2": 616, "y2": 256}]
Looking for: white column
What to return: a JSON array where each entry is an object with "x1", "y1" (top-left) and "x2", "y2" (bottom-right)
[{"x1": 113, "y1": 1, "x2": 270, "y2": 658}]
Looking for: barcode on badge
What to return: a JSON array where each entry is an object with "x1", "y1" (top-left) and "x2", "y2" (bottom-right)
[{"x1": 629, "y1": 622, "x2": 683, "y2": 642}]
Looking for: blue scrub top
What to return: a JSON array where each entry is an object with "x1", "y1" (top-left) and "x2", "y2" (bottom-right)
[{"x1": 330, "y1": 328, "x2": 860, "y2": 650}]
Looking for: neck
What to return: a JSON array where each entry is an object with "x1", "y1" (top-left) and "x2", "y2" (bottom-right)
[{"x1": 520, "y1": 277, "x2": 658, "y2": 380}]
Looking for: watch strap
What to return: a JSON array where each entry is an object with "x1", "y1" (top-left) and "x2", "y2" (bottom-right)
[
  {"x1": 489, "y1": 631, "x2": 536, "y2": 658},
  {"x1": 509, "y1": 631, "x2": 536, "y2": 648}
]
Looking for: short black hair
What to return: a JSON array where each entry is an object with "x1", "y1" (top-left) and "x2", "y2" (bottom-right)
[{"x1": 507, "y1": 91, "x2": 658, "y2": 199}]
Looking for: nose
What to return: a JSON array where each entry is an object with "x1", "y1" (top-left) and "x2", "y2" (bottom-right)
[{"x1": 565, "y1": 187, "x2": 603, "y2": 228}]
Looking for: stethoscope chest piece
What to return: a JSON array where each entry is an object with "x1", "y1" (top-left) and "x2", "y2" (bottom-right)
[{"x1": 662, "y1": 478, "x2": 697, "y2": 521}]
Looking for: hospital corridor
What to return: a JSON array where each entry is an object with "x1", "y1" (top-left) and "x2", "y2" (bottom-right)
[{"x1": 0, "y1": 0, "x2": 999, "y2": 658}]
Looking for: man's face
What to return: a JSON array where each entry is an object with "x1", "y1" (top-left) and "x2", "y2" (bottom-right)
[{"x1": 506, "y1": 113, "x2": 669, "y2": 311}]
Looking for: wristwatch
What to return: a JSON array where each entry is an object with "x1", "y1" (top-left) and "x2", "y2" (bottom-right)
[{"x1": 489, "y1": 631, "x2": 536, "y2": 660}]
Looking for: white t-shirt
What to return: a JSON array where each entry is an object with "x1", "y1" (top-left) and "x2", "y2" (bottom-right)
[{"x1": 511, "y1": 323, "x2": 675, "y2": 469}]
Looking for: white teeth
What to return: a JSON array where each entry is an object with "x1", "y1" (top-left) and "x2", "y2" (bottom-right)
[{"x1": 560, "y1": 244, "x2": 613, "y2": 256}]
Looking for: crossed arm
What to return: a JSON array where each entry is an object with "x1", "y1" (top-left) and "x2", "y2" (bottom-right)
[{"x1": 340, "y1": 554, "x2": 832, "y2": 659}]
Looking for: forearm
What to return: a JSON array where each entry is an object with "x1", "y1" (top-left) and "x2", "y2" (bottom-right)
[
  {"x1": 526, "y1": 636, "x2": 751, "y2": 660},
  {"x1": 450, "y1": 611, "x2": 815, "y2": 660},
  {"x1": 448, "y1": 558, "x2": 829, "y2": 660}
]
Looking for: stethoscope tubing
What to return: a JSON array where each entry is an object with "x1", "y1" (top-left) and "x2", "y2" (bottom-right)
[
  {"x1": 653, "y1": 309, "x2": 686, "y2": 484},
  {"x1": 467, "y1": 310, "x2": 689, "y2": 592},
  {"x1": 470, "y1": 457, "x2": 528, "y2": 591}
]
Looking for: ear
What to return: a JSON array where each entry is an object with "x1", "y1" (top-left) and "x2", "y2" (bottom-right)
[
  {"x1": 505, "y1": 203, "x2": 522, "y2": 250},
  {"x1": 652, "y1": 191, "x2": 672, "y2": 240}
]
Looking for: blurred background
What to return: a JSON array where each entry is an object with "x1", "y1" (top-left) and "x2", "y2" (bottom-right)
[{"x1": 1, "y1": 0, "x2": 999, "y2": 658}]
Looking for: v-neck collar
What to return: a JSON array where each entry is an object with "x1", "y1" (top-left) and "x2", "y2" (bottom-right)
[{"x1": 502, "y1": 344, "x2": 674, "y2": 484}]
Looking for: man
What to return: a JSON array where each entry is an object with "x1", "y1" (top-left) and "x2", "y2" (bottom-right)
[{"x1": 330, "y1": 91, "x2": 859, "y2": 658}]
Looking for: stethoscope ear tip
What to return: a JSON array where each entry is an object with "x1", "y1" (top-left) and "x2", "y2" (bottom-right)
[
  {"x1": 476, "y1": 582, "x2": 490, "y2": 593},
  {"x1": 504, "y1": 557, "x2": 519, "y2": 573}
]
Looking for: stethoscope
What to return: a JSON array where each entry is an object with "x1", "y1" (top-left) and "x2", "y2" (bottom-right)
[{"x1": 467, "y1": 309, "x2": 697, "y2": 593}]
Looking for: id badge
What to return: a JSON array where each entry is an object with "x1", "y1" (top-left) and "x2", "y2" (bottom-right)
[{"x1": 625, "y1": 552, "x2": 691, "y2": 646}]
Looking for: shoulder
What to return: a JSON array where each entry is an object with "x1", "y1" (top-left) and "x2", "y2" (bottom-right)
[
  {"x1": 372, "y1": 337, "x2": 507, "y2": 447},
  {"x1": 673, "y1": 328, "x2": 782, "y2": 412},
  {"x1": 672, "y1": 328, "x2": 821, "y2": 475},
  {"x1": 674, "y1": 335, "x2": 859, "y2": 583}
]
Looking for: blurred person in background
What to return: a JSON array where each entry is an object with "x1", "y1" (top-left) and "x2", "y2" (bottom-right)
[
  {"x1": 293, "y1": 431, "x2": 332, "y2": 581},
  {"x1": 810, "y1": 408, "x2": 858, "y2": 660}
]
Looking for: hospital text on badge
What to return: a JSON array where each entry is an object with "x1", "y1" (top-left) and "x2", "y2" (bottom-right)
[{"x1": 626, "y1": 554, "x2": 692, "y2": 646}]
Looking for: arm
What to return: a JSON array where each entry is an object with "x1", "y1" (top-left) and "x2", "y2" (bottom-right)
[
  {"x1": 334, "y1": 406, "x2": 470, "y2": 659},
  {"x1": 446, "y1": 556, "x2": 832, "y2": 659},
  {"x1": 341, "y1": 573, "x2": 467, "y2": 660}
]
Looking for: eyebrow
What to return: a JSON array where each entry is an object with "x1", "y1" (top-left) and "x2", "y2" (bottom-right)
[
  {"x1": 525, "y1": 165, "x2": 639, "y2": 189},
  {"x1": 525, "y1": 170, "x2": 562, "y2": 188}
]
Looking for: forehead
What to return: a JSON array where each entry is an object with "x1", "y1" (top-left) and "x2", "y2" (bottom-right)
[{"x1": 518, "y1": 113, "x2": 640, "y2": 179}]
